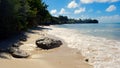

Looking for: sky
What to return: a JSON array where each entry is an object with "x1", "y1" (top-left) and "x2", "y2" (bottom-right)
[{"x1": 43, "y1": 0, "x2": 120, "y2": 23}]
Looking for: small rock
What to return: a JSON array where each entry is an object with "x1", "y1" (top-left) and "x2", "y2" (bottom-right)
[
  {"x1": 85, "y1": 59, "x2": 89, "y2": 62},
  {"x1": 8, "y1": 47, "x2": 19, "y2": 53},
  {"x1": 8, "y1": 47, "x2": 29, "y2": 58},
  {"x1": 11, "y1": 49, "x2": 29, "y2": 58},
  {"x1": 12, "y1": 42, "x2": 23, "y2": 47},
  {"x1": 0, "y1": 52, "x2": 12, "y2": 59},
  {"x1": 36, "y1": 37, "x2": 62, "y2": 49}
]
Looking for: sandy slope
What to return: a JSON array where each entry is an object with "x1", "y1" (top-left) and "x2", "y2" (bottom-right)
[{"x1": 0, "y1": 26, "x2": 93, "y2": 68}]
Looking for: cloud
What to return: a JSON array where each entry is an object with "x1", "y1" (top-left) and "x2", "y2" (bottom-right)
[
  {"x1": 80, "y1": 0, "x2": 119, "y2": 4},
  {"x1": 50, "y1": 9, "x2": 57, "y2": 14},
  {"x1": 74, "y1": 7, "x2": 86, "y2": 14},
  {"x1": 97, "y1": 0, "x2": 119, "y2": 2},
  {"x1": 110, "y1": 0, "x2": 119, "y2": 2},
  {"x1": 67, "y1": 0, "x2": 78, "y2": 8},
  {"x1": 106, "y1": 5, "x2": 116, "y2": 12},
  {"x1": 80, "y1": 0, "x2": 94, "y2": 4},
  {"x1": 96, "y1": 0, "x2": 112, "y2": 3},
  {"x1": 97, "y1": 15, "x2": 120, "y2": 23},
  {"x1": 59, "y1": 8, "x2": 66, "y2": 15}
]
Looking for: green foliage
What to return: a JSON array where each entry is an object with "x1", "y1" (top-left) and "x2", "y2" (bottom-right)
[
  {"x1": 0, "y1": 0, "x2": 51, "y2": 39},
  {"x1": 50, "y1": 15, "x2": 98, "y2": 24},
  {"x1": 26, "y1": 0, "x2": 51, "y2": 26},
  {"x1": 0, "y1": 0, "x2": 20, "y2": 35}
]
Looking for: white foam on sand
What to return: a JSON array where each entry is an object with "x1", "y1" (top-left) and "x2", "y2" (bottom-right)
[{"x1": 47, "y1": 26, "x2": 120, "y2": 68}]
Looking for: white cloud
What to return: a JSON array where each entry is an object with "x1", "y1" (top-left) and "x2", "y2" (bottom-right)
[
  {"x1": 96, "y1": 0, "x2": 111, "y2": 3},
  {"x1": 80, "y1": 0, "x2": 119, "y2": 4},
  {"x1": 59, "y1": 8, "x2": 66, "y2": 15},
  {"x1": 80, "y1": 0, "x2": 94, "y2": 4},
  {"x1": 52, "y1": 14, "x2": 59, "y2": 17},
  {"x1": 97, "y1": 15, "x2": 120, "y2": 23},
  {"x1": 96, "y1": 0, "x2": 119, "y2": 2},
  {"x1": 50, "y1": 9, "x2": 57, "y2": 14},
  {"x1": 79, "y1": 15, "x2": 90, "y2": 19},
  {"x1": 106, "y1": 5, "x2": 116, "y2": 12},
  {"x1": 67, "y1": 0, "x2": 78, "y2": 8},
  {"x1": 110, "y1": 0, "x2": 119, "y2": 2},
  {"x1": 74, "y1": 7, "x2": 86, "y2": 14}
]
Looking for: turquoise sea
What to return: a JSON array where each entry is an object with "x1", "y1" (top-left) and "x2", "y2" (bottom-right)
[{"x1": 55, "y1": 23, "x2": 120, "y2": 41}]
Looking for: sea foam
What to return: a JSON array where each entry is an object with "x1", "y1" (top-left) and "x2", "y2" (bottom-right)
[{"x1": 47, "y1": 26, "x2": 120, "y2": 68}]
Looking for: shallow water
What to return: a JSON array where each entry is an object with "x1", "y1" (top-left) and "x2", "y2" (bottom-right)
[
  {"x1": 55, "y1": 23, "x2": 120, "y2": 41},
  {"x1": 47, "y1": 26, "x2": 120, "y2": 68}
]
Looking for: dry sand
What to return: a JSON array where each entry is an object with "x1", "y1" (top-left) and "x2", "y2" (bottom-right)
[{"x1": 0, "y1": 26, "x2": 93, "y2": 68}]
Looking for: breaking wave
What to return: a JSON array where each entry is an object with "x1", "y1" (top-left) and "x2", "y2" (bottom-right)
[{"x1": 47, "y1": 26, "x2": 120, "y2": 68}]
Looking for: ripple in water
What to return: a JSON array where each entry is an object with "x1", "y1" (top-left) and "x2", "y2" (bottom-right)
[{"x1": 47, "y1": 26, "x2": 120, "y2": 68}]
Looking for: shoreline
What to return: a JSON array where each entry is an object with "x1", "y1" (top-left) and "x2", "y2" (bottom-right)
[
  {"x1": 0, "y1": 26, "x2": 93, "y2": 68},
  {"x1": 46, "y1": 25, "x2": 120, "y2": 68}
]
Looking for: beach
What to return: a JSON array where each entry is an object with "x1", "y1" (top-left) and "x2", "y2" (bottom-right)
[
  {"x1": 47, "y1": 25, "x2": 120, "y2": 68},
  {"x1": 0, "y1": 0, "x2": 120, "y2": 68},
  {"x1": 0, "y1": 26, "x2": 93, "y2": 68}
]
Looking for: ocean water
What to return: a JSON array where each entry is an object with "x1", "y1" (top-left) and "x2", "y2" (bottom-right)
[
  {"x1": 55, "y1": 23, "x2": 120, "y2": 41},
  {"x1": 47, "y1": 23, "x2": 120, "y2": 68}
]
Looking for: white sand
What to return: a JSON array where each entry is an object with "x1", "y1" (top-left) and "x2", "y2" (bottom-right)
[{"x1": 0, "y1": 26, "x2": 93, "y2": 68}]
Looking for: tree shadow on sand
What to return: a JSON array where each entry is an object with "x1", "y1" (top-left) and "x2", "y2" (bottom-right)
[
  {"x1": 27, "y1": 26, "x2": 52, "y2": 34},
  {"x1": 0, "y1": 26, "x2": 52, "y2": 51}
]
